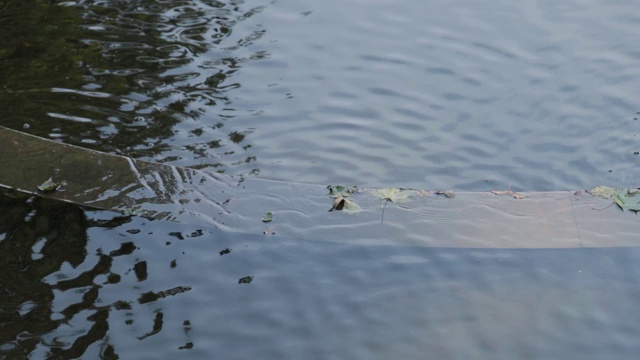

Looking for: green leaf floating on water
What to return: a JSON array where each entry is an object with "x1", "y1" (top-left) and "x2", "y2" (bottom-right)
[
  {"x1": 113, "y1": 206, "x2": 143, "y2": 217},
  {"x1": 329, "y1": 195, "x2": 361, "y2": 213},
  {"x1": 590, "y1": 186, "x2": 620, "y2": 199},
  {"x1": 327, "y1": 185, "x2": 358, "y2": 197},
  {"x1": 262, "y1": 211, "x2": 273, "y2": 222},
  {"x1": 371, "y1": 188, "x2": 414, "y2": 223},
  {"x1": 37, "y1": 177, "x2": 64, "y2": 193},
  {"x1": 613, "y1": 189, "x2": 640, "y2": 212},
  {"x1": 590, "y1": 186, "x2": 640, "y2": 212},
  {"x1": 327, "y1": 185, "x2": 361, "y2": 213},
  {"x1": 371, "y1": 188, "x2": 413, "y2": 204}
]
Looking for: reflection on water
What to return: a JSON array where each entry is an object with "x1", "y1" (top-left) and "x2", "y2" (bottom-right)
[
  {"x1": 4, "y1": 1, "x2": 640, "y2": 357},
  {"x1": 0, "y1": 189, "x2": 114, "y2": 358},
  {"x1": 0, "y1": 188, "x2": 200, "y2": 358},
  {"x1": 3, "y1": 187, "x2": 640, "y2": 359},
  {"x1": 0, "y1": 0, "x2": 264, "y2": 176},
  {"x1": 2, "y1": 0, "x2": 640, "y2": 190}
]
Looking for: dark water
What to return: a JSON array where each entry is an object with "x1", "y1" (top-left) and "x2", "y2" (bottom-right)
[
  {"x1": 3, "y1": 1, "x2": 640, "y2": 358},
  {"x1": 2, "y1": 0, "x2": 640, "y2": 191},
  {"x1": 2, "y1": 189, "x2": 640, "y2": 359}
]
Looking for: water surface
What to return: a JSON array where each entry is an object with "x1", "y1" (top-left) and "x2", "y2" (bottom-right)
[
  {"x1": 2, "y1": 1, "x2": 640, "y2": 358},
  {"x1": 2, "y1": 0, "x2": 640, "y2": 190},
  {"x1": 2, "y1": 190, "x2": 640, "y2": 359}
]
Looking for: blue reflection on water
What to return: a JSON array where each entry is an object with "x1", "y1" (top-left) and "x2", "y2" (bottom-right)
[{"x1": 3, "y1": 203, "x2": 639, "y2": 359}]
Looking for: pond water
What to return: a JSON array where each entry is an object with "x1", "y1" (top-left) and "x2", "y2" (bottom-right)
[
  {"x1": 3, "y1": 189, "x2": 640, "y2": 359},
  {"x1": 3, "y1": 0, "x2": 640, "y2": 358},
  {"x1": 2, "y1": 0, "x2": 640, "y2": 191}
]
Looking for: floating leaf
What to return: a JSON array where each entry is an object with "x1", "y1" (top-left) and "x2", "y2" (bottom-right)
[
  {"x1": 120, "y1": 207, "x2": 142, "y2": 216},
  {"x1": 343, "y1": 199, "x2": 361, "y2": 212},
  {"x1": 371, "y1": 188, "x2": 413, "y2": 223},
  {"x1": 327, "y1": 185, "x2": 358, "y2": 197},
  {"x1": 329, "y1": 195, "x2": 360, "y2": 213},
  {"x1": 332, "y1": 197, "x2": 345, "y2": 211},
  {"x1": 491, "y1": 190, "x2": 525, "y2": 199},
  {"x1": 590, "y1": 187, "x2": 640, "y2": 212},
  {"x1": 613, "y1": 189, "x2": 640, "y2": 212},
  {"x1": 326, "y1": 185, "x2": 361, "y2": 214},
  {"x1": 435, "y1": 190, "x2": 455, "y2": 198},
  {"x1": 37, "y1": 177, "x2": 64, "y2": 193},
  {"x1": 262, "y1": 211, "x2": 273, "y2": 222},
  {"x1": 371, "y1": 188, "x2": 413, "y2": 204},
  {"x1": 589, "y1": 186, "x2": 620, "y2": 199}
]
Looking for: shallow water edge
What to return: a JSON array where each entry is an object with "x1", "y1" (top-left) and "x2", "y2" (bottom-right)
[{"x1": 1, "y1": 126, "x2": 637, "y2": 249}]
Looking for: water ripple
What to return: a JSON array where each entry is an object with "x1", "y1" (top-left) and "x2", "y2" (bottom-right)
[
  {"x1": 238, "y1": 0, "x2": 640, "y2": 190},
  {"x1": 3, "y1": 0, "x2": 640, "y2": 191}
]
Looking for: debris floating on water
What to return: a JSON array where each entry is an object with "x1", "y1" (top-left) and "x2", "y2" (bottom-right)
[
  {"x1": 37, "y1": 177, "x2": 64, "y2": 193},
  {"x1": 435, "y1": 190, "x2": 455, "y2": 198},
  {"x1": 491, "y1": 190, "x2": 525, "y2": 199}
]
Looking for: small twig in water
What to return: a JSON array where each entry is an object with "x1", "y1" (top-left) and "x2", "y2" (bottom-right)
[
  {"x1": 592, "y1": 202, "x2": 615, "y2": 211},
  {"x1": 381, "y1": 199, "x2": 389, "y2": 223}
]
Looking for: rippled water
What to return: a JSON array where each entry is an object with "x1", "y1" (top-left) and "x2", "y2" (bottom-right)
[
  {"x1": 251, "y1": 0, "x2": 640, "y2": 191},
  {"x1": 2, "y1": 190, "x2": 640, "y2": 359},
  {"x1": 2, "y1": 0, "x2": 640, "y2": 190},
  {"x1": 3, "y1": 1, "x2": 640, "y2": 358}
]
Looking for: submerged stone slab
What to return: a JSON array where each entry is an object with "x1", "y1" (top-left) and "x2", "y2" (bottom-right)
[{"x1": 0, "y1": 126, "x2": 637, "y2": 248}]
